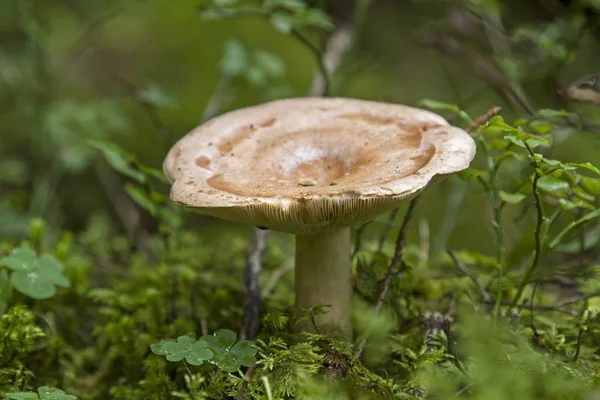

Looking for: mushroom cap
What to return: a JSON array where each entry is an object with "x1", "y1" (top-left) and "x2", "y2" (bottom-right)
[{"x1": 163, "y1": 97, "x2": 476, "y2": 235}]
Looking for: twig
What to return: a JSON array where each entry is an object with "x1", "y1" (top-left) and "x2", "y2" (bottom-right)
[
  {"x1": 353, "y1": 197, "x2": 419, "y2": 359},
  {"x1": 201, "y1": 75, "x2": 231, "y2": 123},
  {"x1": 261, "y1": 260, "x2": 293, "y2": 298},
  {"x1": 241, "y1": 228, "x2": 269, "y2": 341},
  {"x1": 483, "y1": 293, "x2": 600, "y2": 317},
  {"x1": 465, "y1": 107, "x2": 502, "y2": 133},
  {"x1": 236, "y1": 362, "x2": 257, "y2": 400},
  {"x1": 53, "y1": 4, "x2": 127, "y2": 81},
  {"x1": 113, "y1": 75, "x2": 174, "y2": 143},
  {"x1": 376, "y1": 208, "x2": 400, "y2": 253},
  {"x1": 292, "y1": 29, "x2": 329, "y2": 96},
  {"x1": 375, "y1": 198, "x2": 418, "y2": 315},
  {"x1": 310, "y1": 312, "x2": 321, "y2": 335},
  {"x1": 447, "y1": 249, "x2": 492, "y2": 303},
  {"x1": 307, "y1": 25, "x2": 353, "y2": 96},
  {"x1": 417, "y1": 29, "x2": 534, "y2": 115}
]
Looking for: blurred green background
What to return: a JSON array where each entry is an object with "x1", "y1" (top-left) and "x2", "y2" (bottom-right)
[{"x1": 1, "y1": 0, "x2": 599, "y2": 255}]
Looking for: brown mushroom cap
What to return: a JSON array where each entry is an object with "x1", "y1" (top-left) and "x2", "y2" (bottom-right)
[{"x1": 164, "y1": 97, "x2": 476, "y2": 235}]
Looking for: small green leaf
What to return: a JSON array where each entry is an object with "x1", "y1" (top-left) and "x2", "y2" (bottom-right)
[
  {"x1": 139, "y1": 84, "x2": 177, "y2": 108},
  {"x1": 537, "y1": 176, "x2": 571, "y2": 197},
  {"x1": 252, "y1": 50, "x2": 285, "y2": 78},
  {"x1": 536, "y1": 108, "x2": 580, "y2": 126},
  {"x1": 214, "y1": 329, "x2": 237, "y2": 348},
  {"x1": 38, "y1": 386, "x2": 77, "y2": 400},
  {"x1": 504, "y1": 135, "x2": 550, "y2": 149},
  {"x1": 1, "y1": 248, "x2": 69, "y2": 300},
  {"x1": 125, "y1": 184, "x2": 158, "y2": 216},
  {"x1": 497, "y1": 151, "x2": 525, "y2": 163},
  {"x1": 499, "y1": 190, "x2": 527, "y2": 204},
  {"x1": 138, "y1": 165, "x2": 169, "y2": 184},
  {"x1": 558, "y1": 198, "x2": 594, "y2": 211},
  {"x1": 11, "y1": 270, "x2": 54, "y2": 300},
  {"x1": 219, "y1": 40, "x2": 248, "y2": 77},
  {"x1": 580, "y1": 176, "x2": 600, "y2": 196},
  {"x1": 1, "y1": 248, "x2": 37, "y2": 272},
  {"x1": 89, "y1": 140, "x2": 146, "y2": 183},
  {"x1": 548, "y1": 209, "x2": 600, "y2": 250},
  {"x1": 299, "y1": 8, "x2": 335, "y2": 30},
  {"x1": 150, "y1": 339, "x2": 174, "y2": 355},
  {"x1": 151, "y1": 336, "x2": 214, "y2": 366},
  {"x1": 486, "y1": 116, "x2": 516, "y2": 133},
  {"x1": 457, "y1": 168, "x2": 487, "y2": 182},
  {"x1": 270, "y1": 13, "x2": 296, "y2": 33},
  {"x1": 229, "y1": 340, "x2": 257, "y2": 367},
  {"x1": 246, "y1": 66, "x2": 267, "y2": 86},
  {"x1": 567, "y1": 162, "x2": 600, "y2": 176},
  {"x1": 417, "y1": 99, "x2": 472, "y2": 124},
  {"x1": 9, "y1": 387, "x2": 77, "y2": 400},
  {"x1": 528, "y1": 120, "x2": 551, "y2": 135}
]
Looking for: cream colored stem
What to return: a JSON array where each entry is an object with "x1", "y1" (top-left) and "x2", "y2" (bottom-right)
[{"x1": 295, "y1": 228, "x2": 352, "y2": 334}]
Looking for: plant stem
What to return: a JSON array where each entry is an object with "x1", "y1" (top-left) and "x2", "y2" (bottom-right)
[
  {"x1": 295, "y1": 228, "x2": 352, "y2": 333},
  {"x1": 477, "y1": 140, "x2": 505, "y2": 320},
  {"x1": 292, "y1": 29, "x2": 330, "y2": 96},
  {"x1": 509, "y1": 143, "x2": 545, "y2": 313}
]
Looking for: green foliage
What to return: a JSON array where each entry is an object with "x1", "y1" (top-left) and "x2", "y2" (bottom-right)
[
  {"x1": 151, "y1": 330, "x2": 256, "y2": 371},
  {"x1": 0, "y1": 248, "x2": 69, "y2": 300},
  {"x1": 0, "y1": 0, "x2": 600, "y2": 399},
  {"x1": 199, "y1": 0, "x2": 334, "y2": 33},
  {"x1": 7, "y1": 386, "x2": 77, "y2": 400}
]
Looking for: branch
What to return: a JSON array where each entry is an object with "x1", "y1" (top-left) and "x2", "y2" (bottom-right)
[
  {"x1": 241, "y1": 227, "x2": 269, "y2": 341},
  {"x1": 261, "y1": 260, "x2": 293, "y2": 298},
  {"x1": 307, "y1": 25, "x2": 353, "y2": 96},
  {"x1": 416, "y1": 30, "x2": 534, "y2": 115},
  {"x1": 354, "y1": 197, "x2": 419, "y2": 359},
  {"x1": 292, "y1": 29, "x2": 329, "y2": 96},
  {"x1": 201, "y1": 74, "x2": 231, "y2": 123},
  {"x1": 465, "y1": 107, "x2": 502, "y2": 133},
  {"x1": 236, "y1": 362, "x2": 258, "y2": 400}
]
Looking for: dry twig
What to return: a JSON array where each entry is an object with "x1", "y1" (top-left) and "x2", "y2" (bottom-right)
[
  {"x1": 465, "y1": 106, "x2": 502, "y2": 133},
  {"x1": 241, "y1": 228, "x2": 269, "y2": 341},
  {"x1": 354, "y1": 197, "x2": 419, "y2": 359}
]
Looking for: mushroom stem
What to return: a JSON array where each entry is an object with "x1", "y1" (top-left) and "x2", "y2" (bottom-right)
[{"x1": 295, "y1": 227, "x2": 352, "y2": 334}]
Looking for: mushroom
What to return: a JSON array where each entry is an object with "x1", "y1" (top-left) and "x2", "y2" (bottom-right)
[{"x1": 163, "y1": 97, "x2": 476, "y2": 334}]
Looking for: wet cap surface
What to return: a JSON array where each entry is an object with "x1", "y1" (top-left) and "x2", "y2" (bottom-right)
[{"x1": 164, "y1": 97, "x2": 476, "y2": 235}]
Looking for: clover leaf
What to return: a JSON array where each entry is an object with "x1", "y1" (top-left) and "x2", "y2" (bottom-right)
[
  {"x1": 201, "y1": 329, "x2": 257, "y2": 372},
  {"x1": 8, "y1": 386, "x2": 77, "y2": 400},
  {"x1": 0, "y1": 248, "x2": 70, "y2": 300},
  {"x1": 151, "y1": 330, "x2": 256, "y2": 371},
  {"x1": 151, "y1": 336, "x2": 213, "y2": 366}
]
